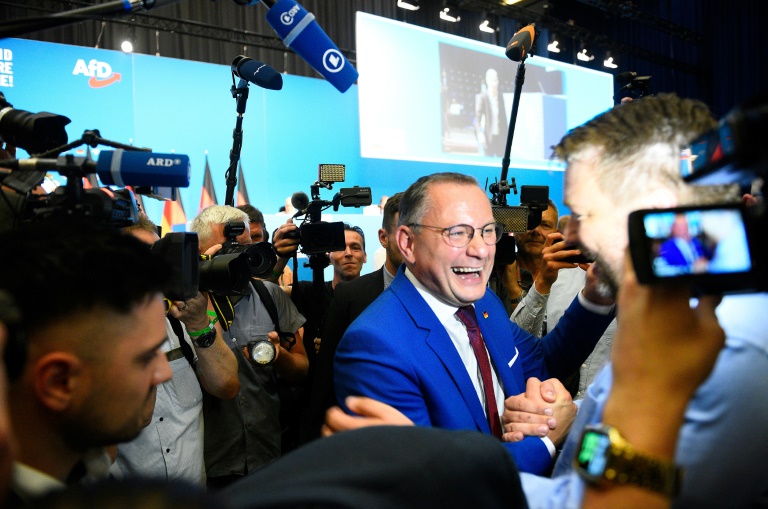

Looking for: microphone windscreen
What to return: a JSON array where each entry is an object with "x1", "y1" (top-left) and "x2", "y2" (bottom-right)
[
  {"x1": 265, "y1": 0, "x2": 358, "y2": 93},
  {"x1": 96, "y1": 150, "x2": 190, "y2": 188},
  {"x1": 505, "y1": 24, "x2": 535, "y2": 62},
  {"x1": 291, "y1": 191, "x2": 310, "y2": 210},
  {"x1": 233, "y1": 56, "x2": 283, "y2": 90}
]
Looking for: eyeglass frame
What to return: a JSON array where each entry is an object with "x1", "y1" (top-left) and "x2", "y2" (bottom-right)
[{"x1": 407, "y1": 222, "x2": 504, "y2": 247}]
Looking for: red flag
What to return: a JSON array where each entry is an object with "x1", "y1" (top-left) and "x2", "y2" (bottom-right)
[
  {"x1": 236, "y1": 161, "x2": 250, "y2": 206},
  {"x1": 199, "y1": 156, "x2": 218, "y2": 212},
  {"x1": 161, "y1": 191, "x2": 187, "y2": 237}
]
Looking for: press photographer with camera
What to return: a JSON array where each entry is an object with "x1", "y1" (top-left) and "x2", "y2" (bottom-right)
[
  {"x1": 189, "y1": 205, "x2": 307, "y2": 490},
  {"x1": 110, "y1": 215, "x2": 240, "y2": 485}
]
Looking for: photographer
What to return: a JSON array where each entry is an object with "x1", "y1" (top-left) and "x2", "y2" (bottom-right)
[
  {"x1": 190, "y1": 205, "x2": 307, "y2": 490},
  {"x1": 110, "y1": 215, "x2": 240, "y2": 485}
]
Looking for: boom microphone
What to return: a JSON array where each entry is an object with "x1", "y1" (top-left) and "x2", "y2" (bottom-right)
[
  {"x1": 231, "y1": 56, "x2": 283, "y2": 90},
  {"x1": 2, "y1": 150, "x2": 190, "y2": 188},
  {"x1": 505, "y1": 24, "x2": 536, "y2": 62},
  {"x1": 264, "y1": 0, "x2": 358, "y2": 93}
]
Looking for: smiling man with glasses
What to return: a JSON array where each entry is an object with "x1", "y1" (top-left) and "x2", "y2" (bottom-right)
[{"x1": 334, "y1": 172, "x2": 615, "y2": 475}]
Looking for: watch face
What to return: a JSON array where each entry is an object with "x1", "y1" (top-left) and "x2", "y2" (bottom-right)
[
  {"x1": 575, "y1": 429, "x2": 611, "y2": 481},
  {"x1": 195, "y1": 330, "x2": 216, "y2": 348}
]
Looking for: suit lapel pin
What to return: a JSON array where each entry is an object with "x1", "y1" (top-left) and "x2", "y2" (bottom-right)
[{"x1": 483, "y1": 311, "x2": 488, "y2": 319}]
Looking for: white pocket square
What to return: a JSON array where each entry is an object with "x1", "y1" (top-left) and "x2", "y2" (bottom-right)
[{"x1": 507, "y1": 347, "x2": 519, "y2": 368}]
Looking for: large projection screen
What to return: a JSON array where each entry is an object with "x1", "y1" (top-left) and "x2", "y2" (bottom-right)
[{"x1": 357, "y1": 12, "x2": 614, "y2": 171}]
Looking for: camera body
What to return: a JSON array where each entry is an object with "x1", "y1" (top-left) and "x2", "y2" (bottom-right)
[{"x1": 218, "y1": 221, "x2": 278, "y2": 279}]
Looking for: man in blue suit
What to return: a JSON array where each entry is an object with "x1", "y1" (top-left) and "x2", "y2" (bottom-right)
[{"x1": 334, "y1": 172, "x2": 615, "y2": 475}]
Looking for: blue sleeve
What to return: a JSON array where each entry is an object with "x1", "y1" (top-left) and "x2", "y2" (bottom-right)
[{"x1": 539, "y1": 295, "x2": 614, "y2": 379}]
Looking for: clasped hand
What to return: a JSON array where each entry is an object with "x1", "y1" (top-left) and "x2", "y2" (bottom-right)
[{"x1": 501, "y1": 377, "x2": 577, "y2": 446}]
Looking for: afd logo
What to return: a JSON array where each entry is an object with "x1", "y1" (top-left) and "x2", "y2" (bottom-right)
[
  {"x1": 72, "y1": 59, "x2": 122, "y2": 88},
  {"x1": 280, "y1": 5, "x2": 300, "y2": 25},
  {"x1": 323, "y1": 49, "x2": 345, "y2": 74},
  {"x1": 147, "y1": 158, "x2": 182, "y2": 167}
]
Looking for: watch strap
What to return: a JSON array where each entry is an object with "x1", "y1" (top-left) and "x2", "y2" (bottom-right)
[{"x1": 575, "y1": 424, "x2": 683, "y2": 497}]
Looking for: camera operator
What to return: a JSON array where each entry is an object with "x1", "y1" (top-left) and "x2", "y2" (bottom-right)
[
  {"x1": 189, "y1": 205, "x2": 307, "y2": 490},
  {"x1": 110, "y1": 215, "x2": 239, "y2": 485},
  {"x1": 278, "y1": 223, "x2": 366, "y2": 452}
]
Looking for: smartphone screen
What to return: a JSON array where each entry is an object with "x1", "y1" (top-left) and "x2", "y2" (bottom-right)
[{"x1": 629, "y1": 204, "x2": 755, "y2": 291}]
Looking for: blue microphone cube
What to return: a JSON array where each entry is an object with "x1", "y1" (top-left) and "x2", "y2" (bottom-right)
[
  {"x1": 96, "y1": 151, "x2": 191, "y2": 188},
  {"x1": 265, "y1": 0, "x2": 359, "y2": 93}
]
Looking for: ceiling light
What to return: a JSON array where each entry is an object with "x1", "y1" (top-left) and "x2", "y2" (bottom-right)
[
  {"x1": 577, "y1": 48, "x2": 594, "y2": 62},
  {"x1": 397, "y1": 0, "x2": 420, "y2": 10},
  {"x1": 603, "y1": 55, "x2": 618, "y2": 69},
  {"x1": 479, "y1": 15, "x2": 498, "y2": 33},
  {"x1": 440, "y1": 6, "x2": 460, "y2": 22},
  {"x1": 547, "y1": 39, "x2": 561, "y2": 53},
  {"x1": 504, "y1": 0, "x2": 523, "y2": 4},
  {"x1": 121, "y1": 40, "x2": 133, "y2": 53}
]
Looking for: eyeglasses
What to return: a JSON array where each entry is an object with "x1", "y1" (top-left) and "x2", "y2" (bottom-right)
[{"x1": 409, "y1": 222, "x2": 503, "y2": 247}]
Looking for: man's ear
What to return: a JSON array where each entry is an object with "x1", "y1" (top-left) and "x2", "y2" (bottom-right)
[
  {"x1": 33, "y1": 353, "x2": 82, "y2": 412},
  {"x1": 396, "y1": 225, "x2": 416, "y2": 265},
  {"x1": 378, "y1": 228, "x2": 388, "y2": 249}
]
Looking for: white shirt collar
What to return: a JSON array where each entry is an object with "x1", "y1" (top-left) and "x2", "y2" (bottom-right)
[{"x1": 12, "y1": 462, "x2": 66, "y2": 503}]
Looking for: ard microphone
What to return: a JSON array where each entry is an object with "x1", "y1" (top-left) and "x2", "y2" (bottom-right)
[
  {"x1": 264, "y1": 0, "x2": 358, "y2": 93},
  {"x1": 506, "y1": 24, "x2": 535, "y2": 62},
  {"x1": 4, "y1": 150, "x2": 190, "y2": 188},
  {"x1": 290, "y1": 191, "x2": 310, "y2": 211},
  {"x1": 231, "y1": 56, "x2": 283, "y2": 90}
]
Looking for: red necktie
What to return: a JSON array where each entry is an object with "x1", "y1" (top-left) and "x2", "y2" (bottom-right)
[{"x1": 456, "y1": 306, "x2": 503, "y2": 439}]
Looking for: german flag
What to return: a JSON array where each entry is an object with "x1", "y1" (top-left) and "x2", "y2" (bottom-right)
[
  {"x1": 199, "y1": 156, "x2": 218, "y2": 212},
  {"x1": 236, "y1": 161, "x2": 250, "y2": 206},
  {"x1": 161, "y1": 191, "x2": 187, "y2": 237}
]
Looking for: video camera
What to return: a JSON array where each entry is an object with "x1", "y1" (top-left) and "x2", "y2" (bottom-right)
[
  {"x1": 628, "y1": 96, "x2": 767, "y2": 294},
  {"x1": 491, "y1": 184, "x2": 549, "y2": 267},
  {"x1": 287, "y1": 164, "x2": 372, "y2": 256}
]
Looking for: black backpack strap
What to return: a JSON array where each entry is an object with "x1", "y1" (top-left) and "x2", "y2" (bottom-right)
[
  {"x1": 167, "y1": 315, "x2": 196, "y2": 367},
  {"x1": 252, "y1": 279, "x2": 296, "y2": 350}
]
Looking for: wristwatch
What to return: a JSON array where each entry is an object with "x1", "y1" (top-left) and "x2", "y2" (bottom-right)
[
  {"x1": 188, "y1": 321, "x2": 217, "y2": 349},
  {"x1": 573, "y1": 424, "x2": 683, "y2": 496}
]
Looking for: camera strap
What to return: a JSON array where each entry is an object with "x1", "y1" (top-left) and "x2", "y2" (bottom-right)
[
  {"x1": 252, "y1": 279, "x2": 296, "y2": 350},
  {"x1": 209, "y1": 293, "x2": 237, "y2": 331},
  {"x1": 167, "y1": 315, "x2": 196, "y2": 367}
]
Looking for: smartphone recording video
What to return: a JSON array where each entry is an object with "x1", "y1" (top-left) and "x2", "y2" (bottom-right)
[{"x1": 628, "y1": 204, "x2": 755, "y2": 293}]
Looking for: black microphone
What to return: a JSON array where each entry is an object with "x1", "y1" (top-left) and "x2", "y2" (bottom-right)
[
  {"x1": 505, "y1": 24, "x2": 536, "y2": 62},
  {"x1": 231, "y1": 56, "x2": 283, "y2": 90},
  {"x1": 290, "y1": 191, "x2": 310, "y2": 211}
]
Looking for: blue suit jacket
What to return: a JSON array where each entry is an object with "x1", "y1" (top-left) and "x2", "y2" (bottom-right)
[{"x1": 334, "y1": 267, "x2": 615, "y2": 475}]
